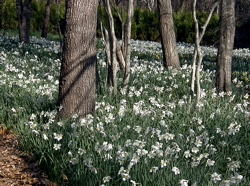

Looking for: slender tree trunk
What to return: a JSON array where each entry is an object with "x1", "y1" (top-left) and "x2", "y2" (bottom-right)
[
  {"x1": 56, "y1": 0, "x2": 63, "y2": 53},
  {"x1": 109, "y1": 1, "x2": 128, "y2": 74},
  {"x1": 104, "y1": 27, "x2": 112, "y2": 89},
  {"x1": 104, "y1": 0, "x2": 118, "y2": 94},
  {"x1": 123, "y1": 0, "x2": 134, "y2": 88},
  {"x1": 0, "y1": 0, "x2": 2, "y2": 30},
  {"x1": 157, "y1": 0, "x2": 180, "y2": 69},
  {"x1": 116, "y1": 40, "x2": 125, "y2": 73},
  {"x1": 58, "y1": 0, "x2": 98, "y2": 118},
  {"x1": 102, "y1": 0, "x2": 133, "y2": 92},
  {"x1": 190, "y1": 50, "x2": 197, "y2": 102},
  {"x1": 190, "y1": 0, "x2": 219, "y2": 102},
  {"x1": 16, "y1": 0, "x2": 32, "y2": 43},
  {"x1": 216, "y1": 0, "x2": 235, "y2": 93},
  {"x1": 99, "y1": 3, "x2": 125, "y2": 93},
  {"x1": 41, "y1": 0, "x2": 52, "y2": 38}
]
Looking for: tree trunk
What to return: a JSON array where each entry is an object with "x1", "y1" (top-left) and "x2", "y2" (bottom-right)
[
  {"x1": 157, "y1": 0, "x2": 180, "y2": 69},
  {"x1": 216, "y1": 0, "x2": 235, "y2": 93},
  {"x1": 16, "y1": 0, "x2": 32, "y2": 43},
  {"x1": 41, "y1": 0, "x2": 53, "y2": 38},
  {"x1": 123, "y1": 0, "x2": 134, "y2": 88},
  {"x1": 109, "y1": 0, "x2": 132, "y2": 84},
  {"x1": 190, "y1": 0, "x2": 219, "y2": 102},
  {"x1": 55, "y1": 0, "x2": 63, "y2": 53},
  {"x1": 0, "y1": 0, "x2": 2, "y2": 30},
  {"x1": 104, "y1": 0, "x2": 118, "y2": 94},
  {"x1": 104, "y1": 27, "x2": 112, "y2": 89},
  {"x1": 58, "y1": 0, "x2": 98, "y2": 118},
  {"x1": 116, "y1": 40, "x2": 126, "y2": 74}
]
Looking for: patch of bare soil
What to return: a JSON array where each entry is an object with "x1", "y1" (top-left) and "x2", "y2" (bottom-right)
[{"x1": 0, "y1": 124, "x2": 57, "y2": 186}]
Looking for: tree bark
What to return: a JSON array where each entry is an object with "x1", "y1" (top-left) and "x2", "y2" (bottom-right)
[
  {"x1": 58, "y1": 0, "x2": 98, "y2": 118},
  {"x1": 103, "y1": 0, "x2": 118, "y2": 94},
  {"x1": 157, "y1": 0, "x2": 180, "y2": 69},
  {"x1": 190, "y1": 0, "x2": 219, "y2": 102},
  {"x1": 0, "y1": 0, "x2": 2, "y2": 30},
  {"x1": 55, "y1": 0, "x2": 63, "y2": 53},
  {"x1": 123, "y1": 0, "x2": 134, "y2": 88},
  {"x1": 16, "y1": 0, "x2": 32, "y2": 43},
  {"x1": 116, "y1": 40, "x2": 126, "y2": 74},
  {"x1": 41, "y1": 0, "x2": 53, "y2": 38},
  {"x1": 216, "y1": 0, "x2": 235, "y2": 92}
]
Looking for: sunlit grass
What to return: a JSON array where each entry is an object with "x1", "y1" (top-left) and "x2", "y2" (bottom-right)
[{"x1": 0, "y1": 34, "x2": 249, "y2": 185}]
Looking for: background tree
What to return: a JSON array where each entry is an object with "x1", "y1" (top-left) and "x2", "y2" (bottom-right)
[
  {"x1": 103, "y1": 0, "x2": 119, "y2": 94},
  {"x1": 122, "y1": 0, "x2": 134, "y2": 88},
  {"x1": 16, "y1": 0, "x2": 32, "y2": 43},
  {"x1": 190, "y1": 0, "x2": 219, "y2": 102},
  {"x1": 216, "y1": 0, "x2": 235, "y2": 92},
  {"x1": 58, "y1": 0, "x2": 98, "y2": 118},
  {"x1": 41, "y1": 0, "x2": 52, "y2": 38},
  {"x1": 157, "y1": 0, "x2": 180, "y2": 69},
  {"x1": 100, "y1": 0, "x2": 134, "y2": 93},
  {"x1": 0, "y1": 0, "x2": 2, "y2": 30},
  {"x1": 55, "y1": 0, "x2": 63, "y2": 52}
]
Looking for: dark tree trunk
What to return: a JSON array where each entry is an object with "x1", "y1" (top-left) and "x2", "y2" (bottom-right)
[
  {"x1": 16, "y1": 0, "x2": 32, "y2": 43},
  {"x1": 58, "y1": 0, "x2": 98, "y2": 118},
  {"x1": 41, "y1": 0, "x2": 53, "y2": 38},
  {"x1": 0, "y1": 0, "x2": 2, "y2": 30},
  {"x1": 216, "y1": 0, "x2": 235, "y2": 92},
  {"x1": 157, "y1": 0, "x2": 180, "y2": 69}
]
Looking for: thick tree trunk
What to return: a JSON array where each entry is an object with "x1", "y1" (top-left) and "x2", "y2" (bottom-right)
[
  {"x1": 58, "y1": 0, "x2": 98, "y2": 118},
  {"x1": 41, "y1": 0, "x2": 53, "y2": 38},
  {"x1": 216, "y1": 0, "x2": 235, "y2": 92},
  {"x1": 16, "y1": 0, "x2": 32, "y2": 43},
  {"x1": 157, "y1": 0, "x2": 180, "y2": 69}
]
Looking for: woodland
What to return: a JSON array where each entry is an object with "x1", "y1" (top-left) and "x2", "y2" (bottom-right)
[{"x1": 0, "y1": 0, "x2": 249, "y2": 185}]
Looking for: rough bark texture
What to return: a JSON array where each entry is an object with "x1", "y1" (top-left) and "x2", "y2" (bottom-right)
[
  {"x1": 58, "y1": 0, "x2": 98, "y2": 118},
  {"x1": 16, "y1": 0, "x2": 32, "y2": 43},
  {"x1": 216, "y1": 0, "x2": 235, "y2": 92},
  {"x1": 41, "y1": 0, "x2": 53, "y2": 38},
  {"x1": 157, "y1": 0, "x2": 180, "y2": 69}
]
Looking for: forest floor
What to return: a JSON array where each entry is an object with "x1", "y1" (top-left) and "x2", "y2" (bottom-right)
[{"x1": 0, "y1": 124, "x2": 57, "y2": 186}]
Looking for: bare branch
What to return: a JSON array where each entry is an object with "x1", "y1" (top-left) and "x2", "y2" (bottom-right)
[{"x1": 200, "y1": 1, "x2": 219, "y2": 41}]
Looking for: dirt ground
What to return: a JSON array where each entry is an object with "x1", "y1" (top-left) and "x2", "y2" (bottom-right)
[{"x1": 0, "y1": 125, "x2": 57, "y2": 186}]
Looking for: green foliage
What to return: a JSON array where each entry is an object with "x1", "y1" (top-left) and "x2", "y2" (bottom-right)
[
  {"x1": 196, "y1": 11, "x2": 220, "y2": 45},
  {"x1": 174, "y1": 10, "x2": 195, "y2": 43},
  {"x1": 0, "y1": 2, "x2": 221, "y2": 45},
  {"x1": 1, "y1": 0, "x2": 17, "y2": 30},
  {"x1": 30, "y1": 0, "x2": 45, "y2": 31},
  {"x1": 49, "y1": 1, "x2": 66, "y2": 34},
  {"x1": 0, "y1": 0, "x2": 65, "y2": 34},
  {"x1": 173, "y1": 10, "x2": 220, "y2": 45},
  {"x1": 133, "y1": 8, "x2": 159, "y2": 41}
]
